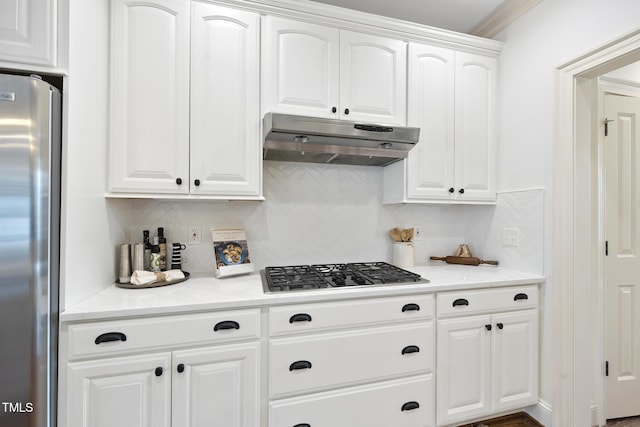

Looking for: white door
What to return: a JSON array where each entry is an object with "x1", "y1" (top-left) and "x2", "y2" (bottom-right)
[
  {"x1": 172, "y1": 343, "x2": 260, "y2": 427},
  {"x1": 436, "y1": 315, "x2": 492, "y2": 426},
  {"x1": 406, "y1": 42, "x2": 455, "y2": 200},
  {"x1": 604, "y1": 92, "x2": 640, "y2": 419},
  {"x1": 261, "y1": 16, "x2": 340, "y2": 118},
  {"x1": 454, "y1": 51, "x2": 496, "y2": 202},
  {"x1": 492, "y1": 310, "x2": 539, "y2": 412},
  {"x1": 109, "y1": 0, "x2": 190, "y2": 194},
  {"x1": 340, "y1": 30, "x2": 406, "y2": 125},
  {"x1": 190, "y1": 3, "x2": 261, "y2": 198},
  {"x1": 0, "y1": 0, "x2": 55, "y2": 66},
  {"x1": 66, "y1": 353, "x2": 171, "y2": 427}
]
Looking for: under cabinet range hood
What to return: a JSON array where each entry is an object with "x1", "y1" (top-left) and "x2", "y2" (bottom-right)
[{"x1": 263, "y1": 113, "x2": 420, "y2": 166}]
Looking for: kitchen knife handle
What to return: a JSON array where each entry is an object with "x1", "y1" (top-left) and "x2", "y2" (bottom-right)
[
  {"x1": 289, "y1": 313, "x2": 312, "y2": 323},
  {"x1": 289, "y1": 360, "x2": 312, "y2": 371},
  {"x1": 402, "y1": 345, "x2": 420, "y2": 355},
  {"x1": 214, "y1": 320, "x2": 240, "y2": 332},
  {"x1": 402, "y1": 303, "x2": 421, "y2": 312},
  {"x1": 401, "y1": 401, "x2": 420, "y2": 411},
  {"x1": 94, "y1": 332, "x2": 127, "y2": 345},
  {"x1": 452, "y1": 298, "x2": 469, "y2": 307}
]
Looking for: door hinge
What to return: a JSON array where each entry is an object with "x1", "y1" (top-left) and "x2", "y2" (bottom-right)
[
  {"x1": 605, "y1": 240, "x2": 609, "y2": 256},
  {"x1": 604, "y1": 118, "x2": 615, "y2": 136},
  {"x1": 606, "y1": 360, "x2": 609, "y2": 376}
]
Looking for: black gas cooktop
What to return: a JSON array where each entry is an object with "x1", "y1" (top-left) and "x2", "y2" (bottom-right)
[{"x1": 261, "y1": 261, "x2": 428, "y2": 292}]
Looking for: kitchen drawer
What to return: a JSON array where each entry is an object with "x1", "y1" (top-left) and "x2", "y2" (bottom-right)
[
  {"x1": 269, "y1": 322, "x2": 433, "y2": 398},
  {"x1": 67, "y1": 308, "x2": 260, "y2": 360},
  {"x1": 436, "y1": 285, "x2": 538, "y2": 318},
  {"x1": 269, "y1": 374, "x2": 434, "y2": 427},
  {"x1": 269, "y1": 293, "x2": 433, "y2": 336}
]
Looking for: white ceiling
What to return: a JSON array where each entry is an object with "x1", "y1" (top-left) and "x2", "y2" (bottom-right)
[{"x1": 307, "y1": 0, "x2": 540, "y2": 37}]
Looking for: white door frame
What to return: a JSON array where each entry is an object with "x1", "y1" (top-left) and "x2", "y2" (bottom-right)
[{"x1": 554, "y1": 28, "x2": 640, "y2": 426}]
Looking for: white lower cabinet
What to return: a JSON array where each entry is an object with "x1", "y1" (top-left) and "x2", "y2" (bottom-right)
[
  {"x1": 268, "y1": 294, "x2": 436, "y2": 427},
  {"x1": 61, "y1": 309, "x2": 261, "y2": 427},
  {"x1": 436, "y1": 287, "x2": 538, "y2": 426}
]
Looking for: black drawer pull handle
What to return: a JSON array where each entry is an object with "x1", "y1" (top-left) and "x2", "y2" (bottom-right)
[
  {"x1": 402, "y1": 345, "x2": 420, "y2": 355},
  {"x1": 293, "y1": 424, "x2": 311, "y2": 427},
  {"x1": 94, "y1": 332, "x2": 127, "y2": 345},
  {"x1": 177, "y1": 363, "x2": 185, "y2": 373},
  {"x1": 497, "y1": 323, "x2": 504, "y2": 330},
  {"x1": 514, "y1": 293, "x2": 529, "y2": 301},
  {"x1": 402, "y1": 303, "x2": 420, "y2": 312},
  {"x1": 289, "y1": 313, "x2": 312, "y2": 323},
  {"x1": 214, "y1": 321, "x2": 240, "y2": 331},
  {"x1": 155, "y1": 367, "x2": 163, "y2": 377},
  {"x1": 289, "y1": 360, "x2": 312, "y2": 371},
  {"x1": 453, "y1": 298, "x2": 469, "y2": 307},
  {"x1": 401, "y1": 401, "x2": 420, "y2": 411}
]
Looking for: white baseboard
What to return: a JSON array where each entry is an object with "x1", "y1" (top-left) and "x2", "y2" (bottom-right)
[{"x1": 526, "y1": 399, "x2": 552, "y2": 426}]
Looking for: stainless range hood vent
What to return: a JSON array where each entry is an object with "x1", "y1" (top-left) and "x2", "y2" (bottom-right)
[{"x1": 263, "y1": 113, "x2": 420, "y2": 167}]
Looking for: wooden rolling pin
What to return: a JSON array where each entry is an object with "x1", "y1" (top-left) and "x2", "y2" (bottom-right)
[{"x1": 430, "y1": 256, "x2": 499, "y2": 266}]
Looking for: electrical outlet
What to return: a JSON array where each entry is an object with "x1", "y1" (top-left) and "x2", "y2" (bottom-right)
[
  {"x1": 188, "y1": 225, "x2": 201, "y2": 245},
  {"x1": 413, "y1": 225, "x2": 423, "y2": 241},
  {"x1": 502, "y1": 228, "x2": 520, "y2": 247}
]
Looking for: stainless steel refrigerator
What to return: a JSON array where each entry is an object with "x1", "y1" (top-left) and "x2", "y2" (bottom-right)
[{"x1": 0, "y1": 73, "x2": 61, "y2": 427}]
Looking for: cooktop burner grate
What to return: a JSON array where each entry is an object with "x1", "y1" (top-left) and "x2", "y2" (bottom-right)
[{"x1": 262, "y1": 262, "x2": 426, "y2": 292}]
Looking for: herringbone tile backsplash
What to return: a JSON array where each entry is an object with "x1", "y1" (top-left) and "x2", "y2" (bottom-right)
[{"x1": 127, "y1": 161, "x2": 543, "y2": 274}]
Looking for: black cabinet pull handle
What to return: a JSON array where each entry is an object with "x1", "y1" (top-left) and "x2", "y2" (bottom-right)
[
  {"x1": 155, "y1": 367, "x2": 163, "y2": 377},
  {"x1": 485, "y1": 324, "x2": 492, "y2": 331},
  {"x1": 402, "y1": 345, "x2": 420, "y2": 355},
  {"x1": 497, "y1": 323, "x2": 504, "y2": 330},
  {"x1": 293, "y1": 424, "x2": 311, "y2": 427},
  {"x1": 289, "y1": 313, "x2": 312, "y2": 323},
  {"x1": 344, "y1": 108, "x2": 350, "y2": 115},
  {"x1": 289, "y1": 360, "x2": 312, "y2": 371},
  {"x1": 331, "y1": 106, "x2": 337, "y2": 113},
  {"x1": 401, "y1": 401, "x2": 420, "y2": 411},
  {"x1": 176, "y1": 177, "x2": 182, "y2": 185},
  {"x1": 194, "y1": 179, "x2": 201, "y2": 186},
  {"x1": 459, "y1": 188, "x2": 465, "y2": 194},
  {"x1": 214, "y1": 320, "x2": 240, "y2": 331},
  {"x1": 402, "y1": 303, "x2": 420, "y2": 312},
  {"x1": 514, "y1": 293, "x2": 529, "y2": 301},
  {"x1": 94, "y1": 332, "x2": 127, "y2": 345},
  {"x1": 449, "y1": 187, "x2": 455, "y2": 193},
  {"x1": 453, "y1": 298, "x2": 469, "y2": 307},
  {"x1": 177, "y1": 363, "x2": 185, "y2": 373}
]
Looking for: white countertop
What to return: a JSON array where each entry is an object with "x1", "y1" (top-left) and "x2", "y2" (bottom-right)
[{"x1": 60, "y1": 264, "x2": 545, "y2": 322}]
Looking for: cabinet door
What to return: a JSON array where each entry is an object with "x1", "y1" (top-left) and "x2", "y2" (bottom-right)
[
  {"x1": 340, "y1": 30, "x2": 406, "y2": 125},
  {"x1": 190, "y1": 3, "x2": 261, "y2": 198},
  {"x1": 0, "y1": 0, "x2": 55, "y2": 66},
  {"x1": 109, "y1": 0, "x2": 190, "y2": 194},
  {"x1": 172, "y1": 342, "x2": 260, "y2": 427},
  {"x1": 492, "y1": 310, "x2": 539, "y2": 412},
  {"x1": 406, "y1": 43, "x2": 455, "y2": 200},
  {"x1": 261, "y1": 16, "x2": 339, "y2": 118},
  {"x1": 436, "y1": 315, "x2": 492, "y2": 426},
  {"x1": 66, "y1": 353, "x2": 171, "y2": 427},
  {"x1": 454, "y1": 52, "x2": 497, "y2": 202}
]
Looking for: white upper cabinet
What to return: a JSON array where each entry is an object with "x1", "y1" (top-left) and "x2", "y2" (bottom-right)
[
  {"x1": 454, "y1": 51, "x2": 497, "y2": 202},
  {"x1": 262, "y1": 16, "x2": 407, "y2": 125},
  {"x1": 261, "y1": 17, "x2": 340, "y2": 118},
  {"x1": 383, "y1": 45, "x2": 497, "y2": 204},
  {"x1": 0, "y1": 0, "x2": 56, "y2": 66},
  {"x1": 108, "y1": 0, "x2": 262, "y2": 199},
  {"x1": 109, "y1": 0, "x2": 190, "y2": 195},
  {"x1": 190, "y1": 2, "x2": 261, "y2": 197}
]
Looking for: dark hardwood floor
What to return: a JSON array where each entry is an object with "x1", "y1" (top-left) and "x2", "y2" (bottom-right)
[
  {"x1": 459, "y1": 412, "x2": 543, "y2": 427},
  {"x1": 607, "y1": 416, "x2": 640, "y2": 426}
]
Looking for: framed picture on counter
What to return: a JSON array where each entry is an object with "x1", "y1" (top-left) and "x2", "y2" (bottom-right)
[{"x1": 211, "y1": 228, "x2": 254, "y2": 278}]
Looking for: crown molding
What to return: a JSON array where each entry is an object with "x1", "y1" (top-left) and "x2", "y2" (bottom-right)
[{"x1": 469, "y1": 0, "x2": 542, "y2": 39}]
